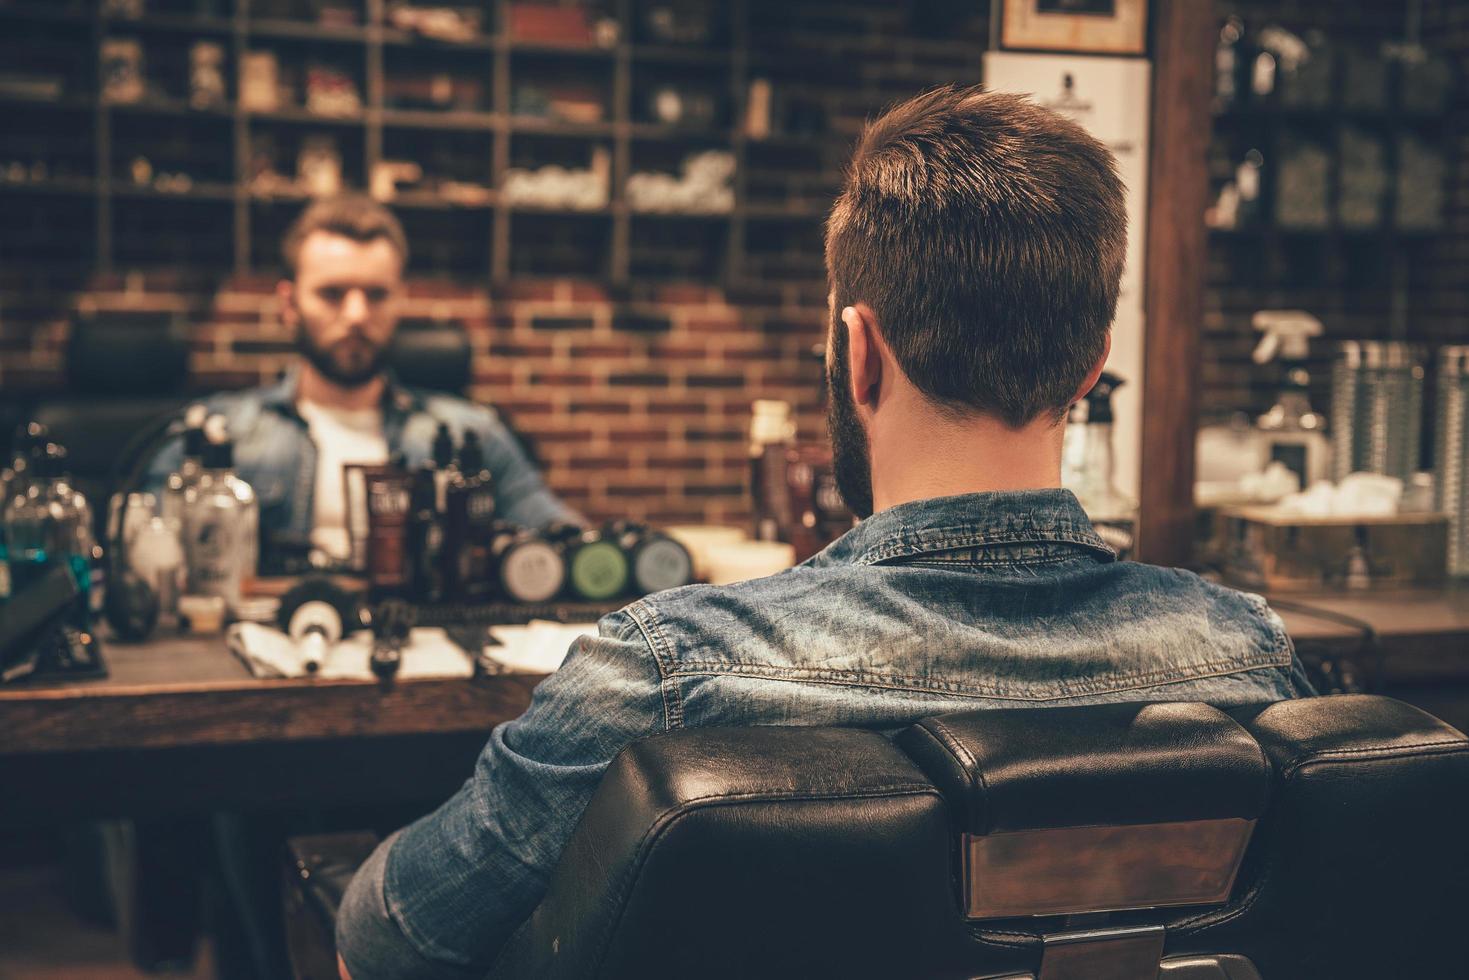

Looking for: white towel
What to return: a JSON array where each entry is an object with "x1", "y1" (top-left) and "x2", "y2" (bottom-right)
[
  {"x1": 227, "y1": 622, "x2": 475, "y2": 680},
  {"x1": 483, "y1": 621, "x2": 598, "y2": 674}
]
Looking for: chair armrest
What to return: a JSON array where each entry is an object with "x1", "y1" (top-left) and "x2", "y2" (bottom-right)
[{"x1": 283, "y1": 832, "x2": 381, "y2": 980}]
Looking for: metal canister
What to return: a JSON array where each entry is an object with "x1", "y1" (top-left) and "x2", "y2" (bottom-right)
[
  {"x1": 567, "y1": 528, "x2": 630, "y2": 602},
  {"x1": 1329, "y1": 341, "x2": 1424, "y2": 481},
  {"x1": 612, "y1": 522, "x2": 695, "y2": 596},
  {"x1": 1436, "y1": 346, "x2": 1469, "y2": 575},
  {"x1": 1330, "y1": 341, "x2": 1365, "y2": 483},
  {"x1": 490, "y1": 527, "x2": 567, "y2": 604}
]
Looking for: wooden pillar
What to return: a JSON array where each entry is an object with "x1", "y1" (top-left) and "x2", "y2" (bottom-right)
[{"x1": 1138, "y1": 0, "x2": 1215, "y2": 566}]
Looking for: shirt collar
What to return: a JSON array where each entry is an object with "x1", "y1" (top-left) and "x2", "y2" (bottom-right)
[
  {"x1": 261, "y1": 364, "x2": 422, "y2": 418},
  {"x1": 810, "y1": 488, "x2": 1117, "y2": 567}
]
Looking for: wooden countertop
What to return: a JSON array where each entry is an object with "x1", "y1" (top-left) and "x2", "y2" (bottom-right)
[
  {"x1": 0, "y1": 633, "x2": 543, "y2": 756},
  {"x1": 1269, "y1": 587, "x2": 1469, "y2": 683},
  {"x1": 2, "y1": 586, "x2": 1465, "y2": 758}
]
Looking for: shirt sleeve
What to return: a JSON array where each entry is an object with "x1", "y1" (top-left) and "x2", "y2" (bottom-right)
[
  {"x1": 476, "y1": 411, "x2": 583, "y2": 529},
  {"x1": 335, "y1": 608, "x2": 668, "y2": 979}
]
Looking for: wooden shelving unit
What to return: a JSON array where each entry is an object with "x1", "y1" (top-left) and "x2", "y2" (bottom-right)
[{"x1": 0, "y1": 0, "x2": 832, "y2": 285}]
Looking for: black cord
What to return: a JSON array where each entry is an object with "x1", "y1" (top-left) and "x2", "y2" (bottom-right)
[
  {"x1": 104, "y1": 408, "x2": 188, "y2": 573},
  {"x1": 1267, "y1": 596, "x2": 1386, "y2": 694}
]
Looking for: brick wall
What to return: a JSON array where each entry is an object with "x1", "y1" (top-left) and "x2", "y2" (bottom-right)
[
  {"x1": 0, "y1": 1, "x2": 988, "y2": 527},
  {"x1": 1203, "y1": 0, "x2": 1469, "y2": 456}
]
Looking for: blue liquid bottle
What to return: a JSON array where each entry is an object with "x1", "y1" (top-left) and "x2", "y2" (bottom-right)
[{"x1": 1, "y1": 443, "x2": 95, "y2": 625}]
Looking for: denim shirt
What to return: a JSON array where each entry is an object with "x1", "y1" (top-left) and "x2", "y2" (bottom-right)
[
  {"x1": 144, "y1": 367, "x2": 576, "y2": 570},
  {"x1": 336, "y1": 489, "x2": 1313, "y2": 979}
]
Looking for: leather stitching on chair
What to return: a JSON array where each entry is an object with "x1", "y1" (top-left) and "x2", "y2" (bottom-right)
[
  {"x1": 914, "y1": 718, "x2": 988, "y2": 827},
  {"x1": 1279, "y1": 740, "x2": 1469, "y2": 779}
]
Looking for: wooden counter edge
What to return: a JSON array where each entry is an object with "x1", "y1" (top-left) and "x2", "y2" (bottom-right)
[{"x1": 0, "y1": 672, "x2": 546, "y2": 757}]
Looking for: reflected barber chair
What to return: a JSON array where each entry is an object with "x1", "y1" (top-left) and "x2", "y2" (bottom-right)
[
  {"x1": 387, "y1": 319, "x2": 472, "y2": 394},
  {"x1": 28, "y1": 311, "x2": 191, "y2": 514},
  {"x1": 385, "y1": 317, "x2": 546, "y2": 469},
  {"x1": 284, "y1": 695, "x2": 1469, "y2": 979}
]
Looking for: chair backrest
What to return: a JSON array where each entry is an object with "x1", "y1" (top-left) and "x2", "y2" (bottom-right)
[
  {"x1": 489, "y1": 695, "x2": 1469, "y2": 980},
  {"x1": 28, "y1": 311, "x2": 191, "y2": 509}
]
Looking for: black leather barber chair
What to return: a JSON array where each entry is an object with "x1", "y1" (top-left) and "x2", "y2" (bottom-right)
[
  {"x1": 27, "y1": 310, "x2": 191, "y2": 514},
  {"x1": 285, "y1": 695, "x2": 1469, "y2": 979},
  {"x1": 385, "y1": 317, "x2": 545, "y2": 468},
  {"x1": 387, "y1": 320, "x2": 472, "y2": 395}
]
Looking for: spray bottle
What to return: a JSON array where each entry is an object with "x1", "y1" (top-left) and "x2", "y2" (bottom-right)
[
  {"x1": 1252, "y1": 310, "x2": 1329, "y2": 489},
  {"x1": 1063, "y1": 372, "x2": 1137, "y2": 556}
]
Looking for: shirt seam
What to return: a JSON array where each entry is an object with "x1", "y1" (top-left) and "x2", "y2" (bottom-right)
[
  {"x1": 897, "y1": 554, "x2": 1079, "y2": 570},
  {"x1": 661, "y1": 655, "x2": 1294, "y2": 702},
  {"x1": 855, "y1": 527, "x2": 1117, "y2": 566},
  {"x1": 624, "y1": 600, "x2": 685, "y2": 730}
]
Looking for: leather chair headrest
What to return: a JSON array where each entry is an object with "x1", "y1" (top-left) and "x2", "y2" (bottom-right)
[
  {"x1": 898, "y1": 701, "x2": 1270, "y2": 834},
  {"x1": 388, "y1": 320, "x2": 471, "y2": 393},
  {"x1": 68, "y1": 311, "x2": 189, "y2": 396}
]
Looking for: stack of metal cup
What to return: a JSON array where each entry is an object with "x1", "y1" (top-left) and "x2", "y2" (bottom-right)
[
  {"x1": 1329, "y1": 341, "x2": 1425, "y2": 482},
  {"x1": 1436, "y1": 347, "x2": 1469, "y2": 576}
]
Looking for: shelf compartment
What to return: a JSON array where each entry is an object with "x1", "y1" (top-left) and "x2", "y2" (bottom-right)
[
  {"x1": 510, "y1": 211, "x2": 612, "y2": 279},
  {"x1": 113, "y1": 195, "x2": 234, "y2": 270}
]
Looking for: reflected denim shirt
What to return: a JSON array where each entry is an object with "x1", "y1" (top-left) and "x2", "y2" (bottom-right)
[
  {"x1": 144, "y1": 367, "x2": 575, "y2": 570},
  {"x1": 337, "y1": 489, "x2": 1313, "y2": 979}
]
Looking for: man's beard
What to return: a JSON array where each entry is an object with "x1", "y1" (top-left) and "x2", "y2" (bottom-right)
[
  {"x1": 825, "y1": 318, "x2": 875, "y2": 520},
  {"x1": 293, "y1": 305, "x2": 389, "y2": 390}
]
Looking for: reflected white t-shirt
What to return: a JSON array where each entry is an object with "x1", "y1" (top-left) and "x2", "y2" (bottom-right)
[{"x1": 297, "y1": 399, "x2": 390, "y2": 561}]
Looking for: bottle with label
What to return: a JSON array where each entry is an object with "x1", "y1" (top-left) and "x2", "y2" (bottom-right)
[
  {"x1": 0, "y1": 422, "x2": 50, "y2": 606},
  {"x1": 407, "y1": 463, "x2": 444, "y2": 603},
  {"x1": 182, "y1": 423, "x2": 259, "y2": 614},
  {"x1": 1252, "y1": 310, "x2": 1329, "y2": 489},
  {"x1": 1062, "y1": 373, "x2": 1138, "y2": 557},
  {"x1": 161, "y1": 403, "x2": 210, "y2": 532},
  {"x1": 445, "y1": 430, "x2": 497, "y2": 599},
  {"x1": 430, "y1": 421, "x2": 456, "y2": 512},
  {"x1": 2, "y1": 443, "x2": 96, "y2": 625},
  {"x1": 129, "y1": 515, "x2": 186, "y2": 625},
  {"x1": 749, "y1": 399, "x2": 796, "y2": 542},
  {"x1": 363, "y1": 456, "x2": 413, "y2": 597},
  {"x1": 1, "y1": 420, "x2": 50, "y2": 507}
]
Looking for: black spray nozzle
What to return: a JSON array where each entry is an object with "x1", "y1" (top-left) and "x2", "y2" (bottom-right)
[
  {"x1": 410, "y1": 466, "x2": 437, "y2": 509},
  {"x1": 458, "y1": 430, "x2": 485, "y2": 475},
  {"x1": 184, "y1": 427, "x2": 208, "y2": 458},
  {"x1": 182, "y1": 403, "x2": 210, "y2": 458},
  {"x1": 202, "y1": 437, "x2": 234, "y2": 470},
  {"x1": 1082, "y1": 371, "x2": 1125, "y2": 424},
  {"x1": 431, "y1": 422, "x2": 455, "y2": 468}
]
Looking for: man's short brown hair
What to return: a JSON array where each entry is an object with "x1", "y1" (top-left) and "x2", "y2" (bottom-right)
[
  {"x1": 825, "y1": 85, "x2": 1127, "y2": 427},
  {"x1": 281, "y1": 194, "x2": 409, "y2": 277}
]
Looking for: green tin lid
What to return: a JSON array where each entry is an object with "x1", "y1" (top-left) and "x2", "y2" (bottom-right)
[{"x1": 569, "y1": 539, "x2": 629, "y2": 601}]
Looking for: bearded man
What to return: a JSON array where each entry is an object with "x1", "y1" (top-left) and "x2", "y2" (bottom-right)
[
  {"x1": 147, "y1": 195, "x2": 574, "y2": 572},
  {"x1": 335, "y1": 86, "x2": 1313, "y2": 980}
]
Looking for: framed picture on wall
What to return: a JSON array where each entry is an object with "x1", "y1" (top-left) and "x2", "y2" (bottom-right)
[{"x1": 1000, "y1": 0, "x2": 1147, "y2": 55}]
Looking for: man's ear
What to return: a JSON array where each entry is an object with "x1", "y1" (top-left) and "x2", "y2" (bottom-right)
[
  {"x1": 841, "y1": 303, "x2": 883, "y2": 412},
  {"x1": 1070, "y1": 332, "x2": 1113, "y2": 406},
  {"x1": 277, "y1": 279, "x2": 298, "y2": 330}
]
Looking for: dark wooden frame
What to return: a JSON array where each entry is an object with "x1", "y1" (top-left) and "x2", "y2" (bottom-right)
[{"x1": 1138, "y1": 0, "x2": 1214, "y2": 566}]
